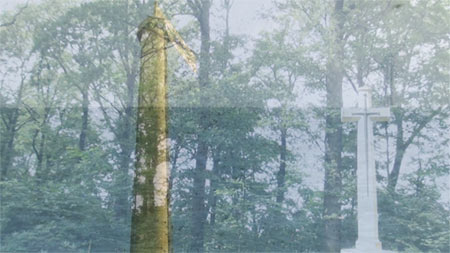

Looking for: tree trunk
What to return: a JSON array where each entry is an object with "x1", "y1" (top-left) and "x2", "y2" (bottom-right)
[
  {"x1": 0, "y1": 109, "x2": 19, "y2": 181},
  {"x1": 33, "y1": 106, "x2": 51, "y2": 181},
  {"x1": 388, "y1": 109, "x2": 404, "y2": 191},
  {"x1": 114, "y1": 63, "x2": 137, "y2": 220},
  {"x1": 276, "y1": 127, "x2": 287, "y2": 204},
  {"x1": 0, "y1": 79, "x2": 25, "y2": 181},
  {"x1": 209, "y1": 153, "x2": 220, "y2": 229},
  {"x1": 191, "y1": 140, "x2": 208, "y2": 252},
  {"x1": 323, "y1": 0, "x2": 345, "y2": 252},
  {"x1": 130, "y1": 5, "x2": 170, "y2": 252},
  {"x1": 79, "y1": 89, "x2": 89, "y2": 151},
  {"x1": 387, "y1": 108, "x2": 440, "y2": 191},
  {"x1": 189, "y1": 1, "x2": 211, "y2": 252}
]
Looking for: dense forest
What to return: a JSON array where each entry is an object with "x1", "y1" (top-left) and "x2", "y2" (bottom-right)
[{"x1": 1, "y1": 0, "x2": 449, "y2": 252}]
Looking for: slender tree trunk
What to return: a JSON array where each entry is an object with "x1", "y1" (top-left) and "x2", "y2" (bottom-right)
[
  {"x1": 323, "y1": 0, "x2": 344, "y2": 252},
  {"x1": 104, "y1": 0, "x2": 138, "y2": 220},
  {"x1": 221, "y1": 0, "x2": 232, "y2": 70},
  {"x1": 130, "y1": 5, "x2": 170, "y2": 252},
  {"x1": 33, "y1": 106, "x2": 51, "y2": 181},
  {"x1": 114, "y1": 68, "x2": 137, "y2": 219},
  {"x1": 191, "y1": 140, "x2": 207, "y2": 252},
  {"x1": 0, "y1": 79, "x2": 25, "y2": 181},
  {"x1": 209, "y1": 153, "x2": 220, "y2": 229},
  {"x1": 388, "y1": 110, "x2": 403, "y2": 191},
  {"x1": 387, "y1": 108, "x2": 439, "y2": 191},
  {"x1": 190, "y1": 1, "x2": 211, "y2": 252},
  {"x1": 87, "y1": 239, "x2": 92, "y2": 253},
  {"x1": 79, "y1": 89, "x2": 89, "y2": 151},
  {"x1": 33, "y1": 129, "x2": 47, "y2": 180},
  {"x1": 276, "y1": 128, "x2": 287, "y2": 204},
  {"x1": 0, "y1": 110, "x2": 18, "y2": 181}
]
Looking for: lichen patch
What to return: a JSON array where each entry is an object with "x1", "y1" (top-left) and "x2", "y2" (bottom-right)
[
  {"x1": 138, "y1": 175, "x2": 146, "y2": 184},
  {"x1": 135, "y1": 194, "x2": 144, "y2": 213},
  {"x1": 153, "y1": 161, "x2": 169, "y2": 207},
  {"x1": 157, "y1": 136, "x2": 168, "y2": 151}
]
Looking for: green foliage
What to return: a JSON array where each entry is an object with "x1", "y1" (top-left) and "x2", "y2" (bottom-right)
[{"x1": 379, "y1": 182, "x2": 450, "y2": 252}]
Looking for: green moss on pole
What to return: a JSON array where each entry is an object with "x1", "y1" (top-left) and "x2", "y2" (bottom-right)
[
  {"x1": 130, "y1": 2, "x2": 170, "y2": 252},
  {"x1": 130, "y1": 2, "x2": 196, "y2": 252}
]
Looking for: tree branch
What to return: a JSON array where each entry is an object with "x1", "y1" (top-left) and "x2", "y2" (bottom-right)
[
  {"x1": 344, "y1": 71, "x2": 358, "y2": 93},
  {"x1": 404, "y1": 107, "x2": 443, "y2": 149},
  {"x1": 0, "y1": 1, "x2": 29, "y2": 28}
]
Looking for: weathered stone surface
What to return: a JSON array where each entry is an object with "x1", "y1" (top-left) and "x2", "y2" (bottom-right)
[{"x1": 341, "y1": 86, "x2": 390, "y2": 253}]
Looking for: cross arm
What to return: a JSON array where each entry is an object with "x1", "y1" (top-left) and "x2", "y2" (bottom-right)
[
  {"x1": 341, "y1": 107, "x2": 391, "y2": 122},
  {"x1": 369, "y1": 107, "x2": 390, "y2": 122},
  {"x1": 341, "y1": 108, "x2": 361, "y2": 122}
]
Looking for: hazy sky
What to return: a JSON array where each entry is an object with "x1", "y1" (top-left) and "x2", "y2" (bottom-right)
[
  {"x1": 1, "y1": 0, "x2": 32, "y2": 11},
  {"x1": 1, "y1": 0, "x2": 274, "y2": 35}
]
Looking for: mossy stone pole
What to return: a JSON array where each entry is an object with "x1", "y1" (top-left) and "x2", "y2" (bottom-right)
[
  {"x1": 130, "y1": 2, "x2": 196, "y2": 252},
  {"x1": 130, "y1": 3, "x2": 170, "y2": 253}
]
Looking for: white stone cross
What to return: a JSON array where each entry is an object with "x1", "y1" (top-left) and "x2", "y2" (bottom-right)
[{"x1": 341, "y1": 86, "x2": 390, "y2": 253}]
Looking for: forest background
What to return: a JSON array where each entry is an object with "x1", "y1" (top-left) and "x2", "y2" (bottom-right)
[{"x1": 0, "y1": 0, "x2": 449, "y2": 252}]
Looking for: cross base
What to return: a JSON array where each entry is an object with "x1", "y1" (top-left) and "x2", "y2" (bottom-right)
[
  {"x1": 355, "y1": 238, "x2": 382, "y2": 251},
  {"x1": 341, "y1": 248, "x2": 396, "y2": 253},
  {"x1": 340, "y1": 239, "x2": 395, "y2": 253}
]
